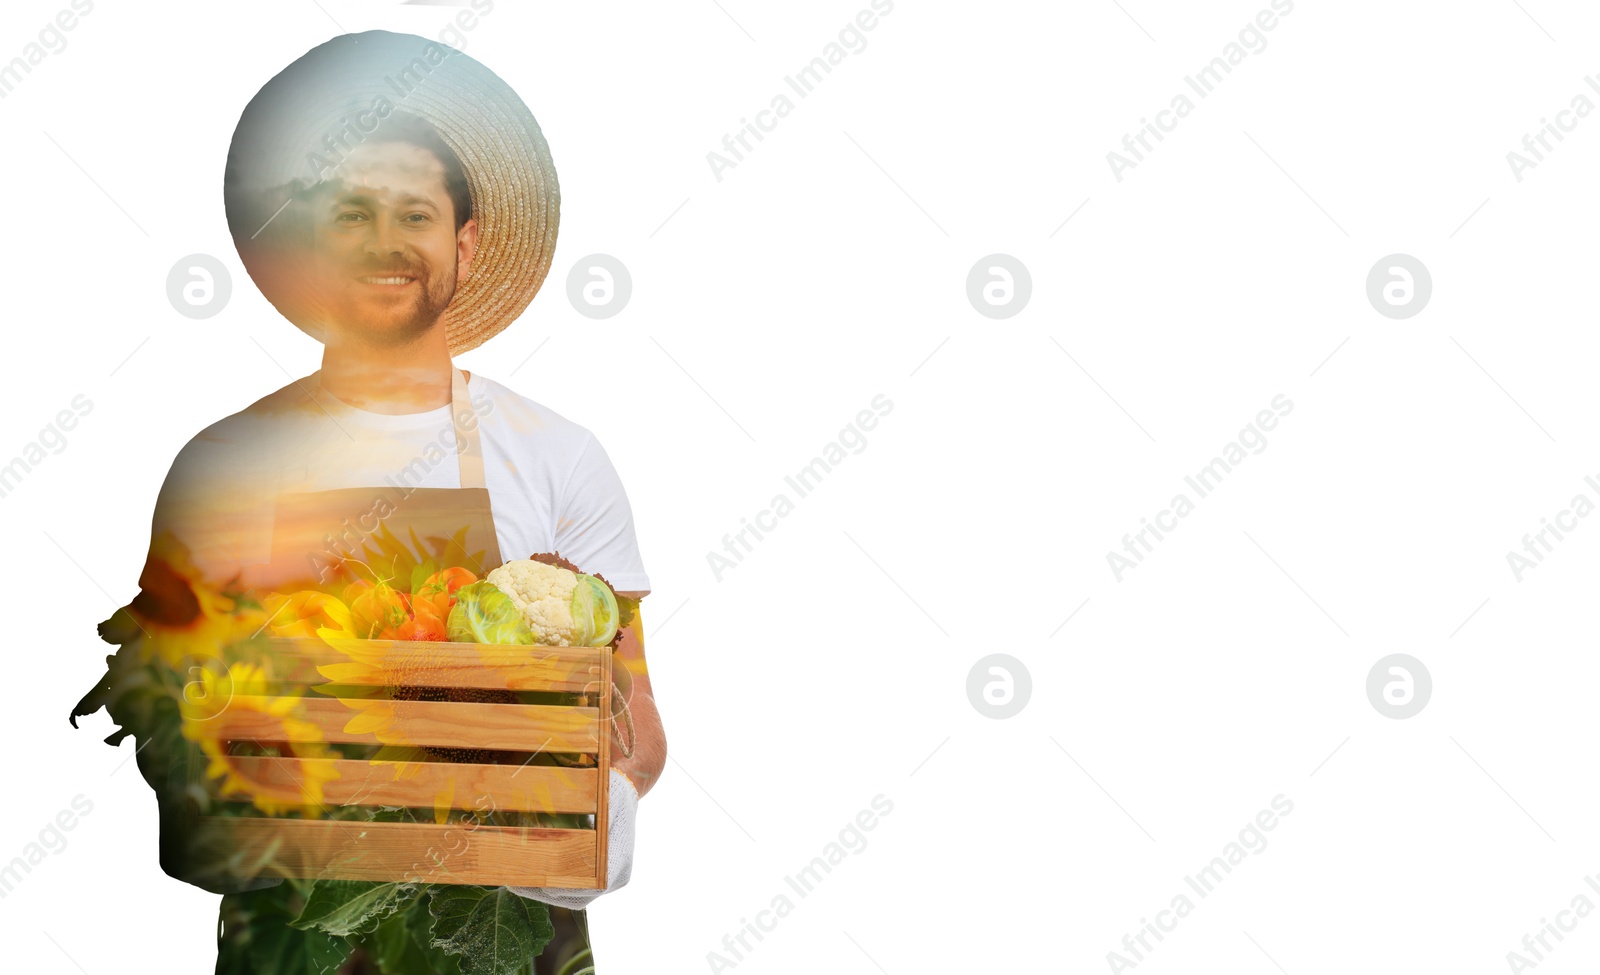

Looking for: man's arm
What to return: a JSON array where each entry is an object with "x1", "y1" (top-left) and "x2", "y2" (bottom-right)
[{"x1": 608, "y1": 592, "x2": 666, "y2": 798}]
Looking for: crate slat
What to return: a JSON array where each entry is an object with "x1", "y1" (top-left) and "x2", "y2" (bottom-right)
[
  {"x1": 596, "y1": 649, "x2": 611, "y2": 887},
  {"x1": 218, "y1": 757, "x2": 599, "y2": 813},
  {"x1": 221, "y1": 696, "x2": 599, "y2": 752},
  {"x1": 195, "y1": 817, "x2": 601, "y2": 888},
  {"x1": 254, "y1": 638, "x2": 608, "y2": 692}
]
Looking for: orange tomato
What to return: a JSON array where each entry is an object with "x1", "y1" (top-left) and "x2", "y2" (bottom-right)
[
  {"x1": 383, "y1": 613, "x2": 449, "y2": 642},
  {"x1": 346, "y1": 579, "x2": 410, "y2": 639},
  {"x1": 411, "y1": 567, "x2": 478, "y2": 623}
]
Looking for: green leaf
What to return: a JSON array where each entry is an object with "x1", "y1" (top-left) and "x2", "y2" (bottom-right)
[
  {"x1": 410, "y1": 558, "x2": 440, "y2": 598},
  {"x1": 368, "y1": 907, "x2": 428, "y2": 973},
  {"x1": 259, "y1": 925, "x2": 351, "y2": 975},
  {"x1": 570, "y1": 574, "x2": 619, "y2": 647},
  {"x1": 446, "y1": 582, "x2": 535, "y2": 645},
  {"x1": 406, "y1": 895, "x2": 464, "y2": 975},
  {"x1": 365, "y1": 894, "x2": 463, "y2": 975},
  {"x1": 292, "y1": 880, "x2": 419, "y2": 937},
  {"x1": 428, "y1": 886, "x2": 554, "y2": 975},
  {"x1": 217, "y1": 884, "x2": 353, "y2": 975}
]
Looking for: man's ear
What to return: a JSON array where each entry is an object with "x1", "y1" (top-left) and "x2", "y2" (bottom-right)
[{"x1": 456, "y1": 217, "x2": 479, "y2": 283}]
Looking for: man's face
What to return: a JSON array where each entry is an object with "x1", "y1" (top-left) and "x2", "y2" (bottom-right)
[{"x1": 305, "y1": 141, "x2": 476, "y2": 346}]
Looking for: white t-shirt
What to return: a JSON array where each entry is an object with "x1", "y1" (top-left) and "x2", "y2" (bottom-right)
[{"x1": 151, "y1": 371, "x2": 651, "y2": 594}]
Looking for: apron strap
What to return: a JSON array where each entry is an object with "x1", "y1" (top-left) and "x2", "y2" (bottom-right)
[{"x1": 453, "y1": 366, "x2": 486, "y2": 491}]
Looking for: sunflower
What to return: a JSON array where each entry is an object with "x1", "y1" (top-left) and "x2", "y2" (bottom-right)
[
  {"x1": 102, "y1": 530, "x2": 269, "y2": 669},
  {"x1": 180, "y1": 662, "x2": 341, "y2": 817},
  {"x1": 311, "y1": 623, "x2": 561, "y2": 815},
  {"x1": 317, "y1": 625, "x2": 552, "y2": 714},
  {"x1": 261, "y1": 590, "x2": 354, "y2": 639}
]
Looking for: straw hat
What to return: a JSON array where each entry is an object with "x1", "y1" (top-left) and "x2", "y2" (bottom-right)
[{"x1": 223, "y1": 30, "x2": 559, "y2": 355}]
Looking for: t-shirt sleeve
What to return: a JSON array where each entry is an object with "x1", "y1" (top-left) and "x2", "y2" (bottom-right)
[
  {"x1": 552, "y1": 432, "x2": 651, "y2": 593},
  {"x1": 149, "y1": 426, "x2": 277, "y2": 586}
]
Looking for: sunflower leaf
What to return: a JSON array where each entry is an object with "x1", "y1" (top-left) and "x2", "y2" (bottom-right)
[
  {"x1": 291, "y1": 879, "x2": 419, "y2": 938},
  {"x1": 428, "y1": 886, "x2": 554, "y2": 974},
  {"x1": 366, "y1": 893, "x2": 463, "y2": 975},
  {"x1": 410, "y1": 557, "x2": 440, "y2": 598},
  {"x1": 219, "y1": 885, "x2": 353, "y2": 975}
]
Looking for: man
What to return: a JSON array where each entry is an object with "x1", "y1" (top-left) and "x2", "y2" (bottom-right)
[{"x1": 77, "y1": 31, "x2": 663, "y2": 974}]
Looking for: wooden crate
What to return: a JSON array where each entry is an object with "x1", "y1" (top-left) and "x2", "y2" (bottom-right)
[{"x1": 189, "y1": 636, "x2": 612, "y2": 889}]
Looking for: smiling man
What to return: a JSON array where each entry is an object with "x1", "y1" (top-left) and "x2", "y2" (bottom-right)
[{"x1": 73, "y1": 30, "x2": 662, "y2": 975}]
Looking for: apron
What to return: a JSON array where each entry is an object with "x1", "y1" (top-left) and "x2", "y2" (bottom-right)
[
  {"x1": 214, "y1": 366, "x2": 598, "y2": 975},
  {"x1": 260, "y1": 367, "x2": 501, "y2": 593}
]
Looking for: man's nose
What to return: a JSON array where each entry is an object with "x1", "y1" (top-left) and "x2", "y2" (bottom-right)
[{"x1": 364, "y1": 213, "x2": 404, "y2": 257}]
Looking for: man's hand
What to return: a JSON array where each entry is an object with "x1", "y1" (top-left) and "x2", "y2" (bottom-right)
[
  {"x1": 511, "y1": 593, "x2": 660, "y2": 911},
  {"x1": 510, "y1": 766, "x2": 638, "y2": 910},
  {"x1": 608, "y1": 592, "x2": 665, "y2": 798}
]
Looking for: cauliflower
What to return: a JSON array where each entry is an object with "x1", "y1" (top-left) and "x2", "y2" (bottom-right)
[{"x1": 484, "y1": 555, "x2": 620, "y2": 647}]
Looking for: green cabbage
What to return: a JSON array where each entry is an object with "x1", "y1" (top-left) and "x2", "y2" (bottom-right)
[
  {"x1": 446, "y1": 581, "x2": 536, "y2": 645},
  {"x1": 570, "y1": 574, "x2": 620, "y2": 647}
]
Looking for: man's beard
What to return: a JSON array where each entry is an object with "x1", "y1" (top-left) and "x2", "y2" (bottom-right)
[{"x1": 321, "y1": 260, "x2": 457, "y2": 348}]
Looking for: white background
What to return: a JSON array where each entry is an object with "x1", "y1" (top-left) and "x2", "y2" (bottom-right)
[{"x1": 3, "y1": 0, "x2": 1599, "y2": 972}]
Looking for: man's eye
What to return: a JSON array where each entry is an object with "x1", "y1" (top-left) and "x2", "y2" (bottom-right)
[
  {"x1": 336, "y1": 212, "x2": 366, "y2": 223},
  {"x1": 404, "y1": 213, "x2": 429, "y2": 223}
]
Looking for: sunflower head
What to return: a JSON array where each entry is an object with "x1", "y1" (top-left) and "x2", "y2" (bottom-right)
[
  {"x1": 106, "y1": 531, "x2": 268, "y2": 669},
  {"x1": 261, "y1": 590, "x2": 353, "y2": 639},
  {"x1": 180, "y1": 661, "x2": 340, "y2": 817}
]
